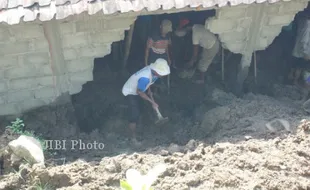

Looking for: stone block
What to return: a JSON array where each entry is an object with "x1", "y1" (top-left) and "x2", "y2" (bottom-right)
[
  {"x1": 9, "y1": 78, "x2": 37, "y2": 90},
  {"x1": 61, "y1": 33, "x2": 89, "y2": 48},
  {"x1": 0, "y1": 81, "x2": 7, "y2": 93},
  {"x1": 59, "y1": 22, "x2": 76, "y2": 34},
  {"x1": 34, "y1": 87, "x2": 56, "y2": 99},
  {"x1": 70, "y1": 70, "x2": 93, "y2": 83},
  {"x1": 0, "y1": 42, "x2": 30, "y2": 55},
  {"x1": 8, "y1": 90, "x2": 33, "y2": 103},
  {"x1": 67, "y1": 58, "x2": 94, "y2": 73},
  {"x1": 218, "y1": 6, "x2": 247, "y2": 19},
  {"x1": 89, "y1": 31, "x2": 123, "y2": 45},
  {"x1": 78, "y1": 45, "x2": 111, "y2": 58},
  {"x1": 9, "y1": 24, "x2": 44, "y2": 39},
  {"x1": 23, "y1": 52, "x2": 50, "y2": 65},
  {"x1": 104, "y1": 17, "x2": 135, "y2": 30},
  {"x1": 268, "y1": 14, "x2": 295, "y2": 26},
  {"x1": 279, "y1": 1, "x2": 308, "y2": 13},
  {"x1": 0, "y1": 56, "x2": 18, "y2": 69},
  {"x1": 76, "y1": 19, "x2": 106, "y2": 32},
  {"x1": 63, "y1": 48, "x2": 78, "y2": 60},
  {"x1": 207, "y1": 19, "x2": 237, "y2": 33},
  {"x1": 0, "y1": 103, "x2": 19, "y2": 115},
  {"x1": 220, "y1": 30, "x2": 247, "y2": 42},
  {"x1": 5, "y1": 66, "x2": 38, "y2": 79}
]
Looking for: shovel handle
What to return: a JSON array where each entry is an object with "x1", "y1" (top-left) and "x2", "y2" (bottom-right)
[{"x1": 155, "y1": 107, "x2": 163, "y2": 119}]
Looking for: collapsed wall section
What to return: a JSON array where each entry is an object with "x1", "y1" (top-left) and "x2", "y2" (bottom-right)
[
  {"x1": 206, "y1": 0, "x2": 308, "y2": 54},
  {"x1": 0, "y1": 22, "x2": 55, "y2": 115},
  {"x1": 59, "y1": 13, "x2": 136, "y2": 95}
]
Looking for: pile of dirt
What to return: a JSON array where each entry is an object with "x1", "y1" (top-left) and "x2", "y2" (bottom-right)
[{"x1": 0, "y1": 84, "x2": 309, "y2": 189}]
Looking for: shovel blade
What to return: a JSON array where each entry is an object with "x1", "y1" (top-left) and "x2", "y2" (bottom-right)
[{"x1": 155, "y1": 117, "x2": 169, "y2": 125}]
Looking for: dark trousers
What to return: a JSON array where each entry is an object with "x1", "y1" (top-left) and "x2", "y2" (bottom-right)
[{"x1": 126, "y1": 95, "x2": 142, "y2": 123}]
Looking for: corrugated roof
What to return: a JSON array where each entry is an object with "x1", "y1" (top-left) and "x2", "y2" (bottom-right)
[{"x1": 0, "y1": 0, "x2": 286, "y2": 25}]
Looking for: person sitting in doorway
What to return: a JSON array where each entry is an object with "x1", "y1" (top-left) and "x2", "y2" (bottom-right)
[
  {"x1": 121, "y1": 58, "x2": 170, "y2": 145},
  {"x1": 289, "y1": 8, "x2": 310, "y2": 85},
  {"x1": 175, "y1": 19, "x2": 220, "y2": 84}
]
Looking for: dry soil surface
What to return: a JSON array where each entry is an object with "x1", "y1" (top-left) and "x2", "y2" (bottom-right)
[{"x1": 0, "y1": 84, "x2": 310, "y2": 190}]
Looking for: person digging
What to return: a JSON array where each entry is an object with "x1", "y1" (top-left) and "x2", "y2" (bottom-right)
[
  {"x1": 174, "y1": 19, "x2": 220, "y2": 84},
  {"x1": 122, "y1": 58, "x2": 170, "y2": 146}
]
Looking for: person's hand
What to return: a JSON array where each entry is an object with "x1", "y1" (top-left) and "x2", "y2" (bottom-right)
[{"x1": 152, "y1": 102, "x2": 159, "y2": 110}]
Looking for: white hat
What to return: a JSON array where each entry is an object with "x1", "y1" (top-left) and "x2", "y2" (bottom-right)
[{"x1": 150, "y1": 58, "x2": 170, "y2": 76}]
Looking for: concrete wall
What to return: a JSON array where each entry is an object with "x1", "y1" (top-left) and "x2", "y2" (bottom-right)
[
  {"x1": 0, "y1": 13, "x2": 136, "y2": 115},
  {"x1": 206, "y1": 0, "x2": 309, "y2": 54}
]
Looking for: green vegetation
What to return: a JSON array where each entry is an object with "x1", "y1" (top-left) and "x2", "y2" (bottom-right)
[{"x1": 6, "y1": 118, "x2": 47, "y2": 152}]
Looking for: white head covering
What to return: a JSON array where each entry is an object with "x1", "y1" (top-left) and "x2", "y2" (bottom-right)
[{"x1": 150, "y1": 58, "x2": 170, "y2": 76}]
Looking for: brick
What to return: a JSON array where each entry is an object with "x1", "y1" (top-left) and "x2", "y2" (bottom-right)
[
  {"x1": 5, "y1": 66, "x2": 38, "y2": 79},
  {"x1": 219, "y1": 7, "x2": 247, "y2": 19},
  {"x1": 70, "y1": 70, "x2": 93, "y2": 83},
  {"x1": 67, "y1": 58, "x2": 94, "y2": 73},
  {"x1": 31, "y1": 39, "x2": 49, "y2": 51},
  {"x1": 78, "y1": 45, "x2": 111, "y2": 58},
  {"x1": 62, "y1": 33, "x2": 89, "y2": 48},
  {"x1": 0, "y1": 42, "x2": 30, "y2": 55},
  {"x1": 8, "y1": 90, "x2": 33, "y2": 103},
  {"x1": 89, "y1": 31, "x2": 123, "y2": 45},
  {"x1": 39, "y1": 65, "x2": 53, "y2": 76},
  {"x1": 34, "y1": 87, "x2": 56, "y2": 99},
  {"x1": 207, "y1": 19, "x2": 237, "y2": 33},
  {"x1": 76, "y1": 19, "x2": 106, "y2": 32},
  {"x1": 0, "y1": 56, "x2": 18, "y2": 69},
  {"x1": 220, "y1": 30, "x2": 247, "y2": 42},
  {"x1": 59, "y1": 22, "x2": 76, "y2": 34},
  {"x1": 23, "y1": 52, "x2": 50, "y2": 65},
  {"x1": 261, "y1": 26, "x2": 282, "y2": 38},
  {"x1": 0, "y1": 81, "x2": 8, "y2": 93},
  {"x1": 0, "y1": 27, "x2": 10, "y2": 42},
  {"x1": 239, "y1": 18, "x2": 252, "y2": 29},
  {"x1": 104, "y1": 17, "x2": 135, "y2": 30},
  {"x1": 268, "y1": 14, "x2": 295, "y2": 26},
  {"x1": 69, "y1": 82, "x2": 82, "y2": 95},
  {"x1": 9, "y1": 78, "x2": 37, "y2": 90},
  {"x1": 63, "y1": 48, "x2": 78, "y2": 60},
  {"x1": 37, "y1": 76, "x2": 55, "y2": 86},
  {"x1": 9, "y1": 24, "x2": 44, "y2": 39},
  {"x1": 279, "y1": 1, "x2": 308, "y2": 13},
  {"x1": 0, "y1": 103, "x2": 19, "y2": 115},
  {"x1": 0, "y1": 95, "x2": 6, "y2": 104},
  {"x1": 267, "y1": 4, "x2": 280, "y2": 15}
]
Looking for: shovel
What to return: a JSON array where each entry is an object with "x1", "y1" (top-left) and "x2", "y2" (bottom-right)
[{"x1": 154, "y1": 107, "x2": 169, "y2": 125}]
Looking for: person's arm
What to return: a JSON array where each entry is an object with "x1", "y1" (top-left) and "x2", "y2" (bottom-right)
[
  {"x1": 187, "y1": 27, "x2": 199, "y2": 67},
  {"x1": 302, "y1": 22, "x2": 310, "y2": 60},
  {"x1": 167, "y1": 37, "x2": 172, "y2": 66},
  {"x1": 145, "y1": 37, "x2": 152, "y2": 66},
  {"x1": 136, "y1": 77, "x2": 157, "y2": 105}
]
